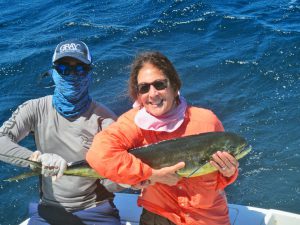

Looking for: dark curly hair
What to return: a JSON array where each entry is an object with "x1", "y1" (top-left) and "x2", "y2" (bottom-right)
[{"x1": 128, "y1": 51, "x2": 181, "y2": 101}]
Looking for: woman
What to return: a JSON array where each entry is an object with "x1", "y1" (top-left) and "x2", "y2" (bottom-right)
[{"x1": 87, "y1": 51, "x2": 239, "y2": 225}]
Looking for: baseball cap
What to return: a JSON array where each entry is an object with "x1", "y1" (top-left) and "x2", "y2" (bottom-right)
[{"x1": 52, "y1": 39, "x2": 92, "y2": 65}]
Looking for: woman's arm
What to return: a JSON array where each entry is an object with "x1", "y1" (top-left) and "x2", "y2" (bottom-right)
[{"x1": 87, "y1": 112, "x2": 153, "y2": 185}]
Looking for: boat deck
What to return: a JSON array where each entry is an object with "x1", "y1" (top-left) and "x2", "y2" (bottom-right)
[
  {"x1": 20, "y1": 192, "x2": 300, "y2": 225},
  {"x1": 114, "y1": 193, "x2": 300, "y2": 225}
]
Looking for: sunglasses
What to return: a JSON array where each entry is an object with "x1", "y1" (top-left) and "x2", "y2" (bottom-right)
[
  {"x1": 137, "y1": 79, "x2": 168, "y2": 94},
  {"x1": 53, "y1": 63, "x2": 91, "y2": 76}
]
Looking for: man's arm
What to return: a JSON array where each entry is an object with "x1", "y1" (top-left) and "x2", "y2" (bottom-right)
[{"x1": 0, "y1": 100, "x2": 36, "y2": 166}]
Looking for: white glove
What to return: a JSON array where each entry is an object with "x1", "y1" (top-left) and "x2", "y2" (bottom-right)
[
  {"x1": 37, "y1": 153, "x2": 67, "y2": 178},
  {"x1": 29, "y1": 151, "x2": 42, "y2": 171}
]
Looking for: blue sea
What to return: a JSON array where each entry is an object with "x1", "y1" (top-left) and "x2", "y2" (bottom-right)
[{"x1": 1, "y1": 1, "x2": 300, "y2": 224}]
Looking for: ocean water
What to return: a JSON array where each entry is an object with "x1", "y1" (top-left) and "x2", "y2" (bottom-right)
[{"x1": 0, "y1": 1, "x2": 300, "y2": 224}]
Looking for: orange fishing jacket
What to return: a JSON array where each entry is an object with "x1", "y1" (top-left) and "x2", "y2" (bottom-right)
[{"x1": 87, "y1": 106, "x2": 238, "y2": 225}]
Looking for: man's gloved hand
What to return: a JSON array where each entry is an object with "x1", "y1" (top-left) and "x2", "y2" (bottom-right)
[
  {"x1": 29, "y1": 151, "x2": 42, "y2": 171},
  {"x1": 29, "y1": 151, "x2": 67, "y2": 179},
  {"x1": 38, "y1": 153, "x2": 67, "y2": 178}
]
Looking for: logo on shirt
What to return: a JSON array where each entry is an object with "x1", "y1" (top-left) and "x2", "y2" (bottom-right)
[{"x1": 1, "y1": 102, "x2": 28, "y2": 141}]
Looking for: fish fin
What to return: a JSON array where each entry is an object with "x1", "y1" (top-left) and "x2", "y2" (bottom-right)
[
  {"x1": 193, "y1": 163, "x2": 217, "y2": 177},
  {"x1": 236, "y1": 146, "x2": 252, "y2": 160},
  {"x1": 186, "y1": 161, "x2": 209, "y2": 178},
  {"x1": 178, "y1": 163, "x2": 217, "y2": 177},
  {"x1": 0, "y1": 153, "x2": 42, "y2": 168},
  {"x1": 186, "y1": 167, "x2": 201, "y2": 178},
  {"x1": 177, "y1": 162, "x2": 209, "y2": 178},
  {"x1": 4, "y1": 171, "x2": 40, "y2": 182}
]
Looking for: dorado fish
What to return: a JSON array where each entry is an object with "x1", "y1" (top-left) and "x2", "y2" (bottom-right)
[
  {"x1": 131, "y1": 131, "x2": 251, "y2": 177},
  {"x1": 0, "y1": 131, "x2": 251, "y2": 182}
]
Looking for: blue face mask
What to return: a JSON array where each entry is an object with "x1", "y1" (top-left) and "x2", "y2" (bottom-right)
[{"x1": 52, "y1": 69, "x2": 92, "y2": 118}]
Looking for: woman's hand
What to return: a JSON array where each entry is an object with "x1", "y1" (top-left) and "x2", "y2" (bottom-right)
[
  {"x1": 210, "y1": 151, "x2": 239, "y2": 177},
  {"x1": 148, "y1": 162, "x2": 185, "y2": 186}
]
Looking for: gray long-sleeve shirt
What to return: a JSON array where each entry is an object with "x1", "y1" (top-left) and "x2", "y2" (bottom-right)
[{"x1": 0, "y1": 95, "x2": 123, "y2": 211}]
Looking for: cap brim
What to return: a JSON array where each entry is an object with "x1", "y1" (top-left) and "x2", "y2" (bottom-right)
[{"x1": 53, "y1": 52, "x2": 91, "y2": 65}]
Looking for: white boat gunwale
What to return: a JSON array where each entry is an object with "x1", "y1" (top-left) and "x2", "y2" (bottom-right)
[{"x1": 19, "y1": 192, "x2": 300, "y2": 225}]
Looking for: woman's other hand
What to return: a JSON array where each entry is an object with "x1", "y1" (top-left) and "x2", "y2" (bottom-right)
[{"x1": 210, "y1": 151, "x2": 239, "y2": 177}]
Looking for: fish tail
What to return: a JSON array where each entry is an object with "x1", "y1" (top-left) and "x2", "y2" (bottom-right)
[
  {"x1": 0, "y1": 153, "x2": 42, "y2": 168},
  {"x1": 0, "y1": 153, "x2": 42, "y2": 182},
  {"x1": 4, "y1": 171, "x2": 40, "y2": 182}
]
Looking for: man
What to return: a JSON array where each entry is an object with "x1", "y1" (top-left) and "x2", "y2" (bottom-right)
[{"x1": 0, "y1": 39, "x2": 122, "y2": 225}]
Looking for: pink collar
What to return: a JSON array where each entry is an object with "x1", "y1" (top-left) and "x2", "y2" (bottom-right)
[{"x1": 134, "y1": 96, "x2": 187, "y2": 132}]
